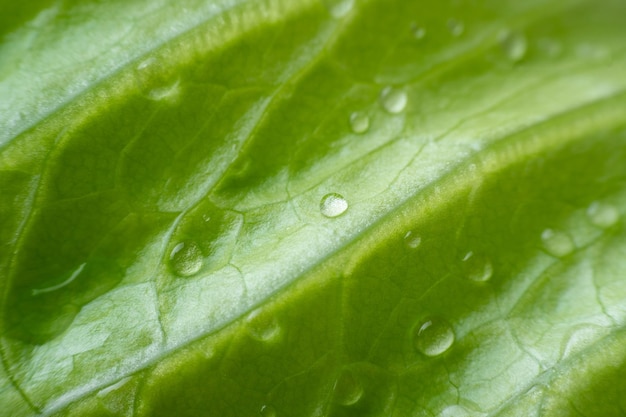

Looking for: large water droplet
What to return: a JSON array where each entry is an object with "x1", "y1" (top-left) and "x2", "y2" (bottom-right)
[
  {"x1": 447, "y1": 19, "x2": 464, "y2": 37},
  {"x1": 349, "y1": 111, "x2": 370, "y2": 134},
  {"x1": 246, "y1": 309, "x2": 280, "y2": 342},
  {"x1": 413, "y1": 317, "x2": 455, "y2": 357},
  {"x1": 323, "y1": 0, "x2": 354, "y2": 19},
  {"x1": 169, "y1": 241, "x2": 203, "y2": 276},
  {"x1": 379, "y1": 86, "x2": 407, "y2": 114},
  {"x1": 586, "y1": 202, "x2": 620, "y2": 229},
  {"x1": 320, "y1": 193, "x2": 348, "y2": 218},
  {"x1": 333, "y1": 369, "x2": 363, "y2": 406},
  {"x1": 499, "y1": 30, "x2": 527, "y2": 62},
  {"x1": 462, "y1": 251, "x2": 493, "y2": 283},
  {"x1": 541, "y1": 229, "x2": 574, "y2": 257},
  {"x1": 260, "y1": 404, "x2": 277, "y2": 417},
  {"x1": 404, "y1": 231, "x2": 422, "y2": 249}
]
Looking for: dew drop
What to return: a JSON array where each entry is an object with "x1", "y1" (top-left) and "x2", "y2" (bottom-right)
[
  {"x1": 333, "y1": 369, "x2": 363, "y2": 406},
  {"x1": 169, "y1": 241, "x2": 203, "y2": 276},
  {"x1": 379, "y1": 86, "x2": 407, "y2": 114},
  {"x1": 349, "y1": 111, "x2": 370, "y2": 133},
  {"x1": 411, "y1": 23, "x2": 426, "y2": 40},
  {"x1": 541, "y1": 229, "x2": 574, "y2": 257},
  {"x1": 260, "y1": 404, "x2": 277, "y2": 417},
  {"x1": 499, "y1": 29, "x2": 527, "y2": 62},
  {"x1": 447, "y1": 19, "x2": 464, "y2": 37},
  {"x1": 403, "y1": 231, "x2": 422, "y2": 249},
  {"x1": 246, "y1": 309, "x2": 280, "y2": 342},
  {"x1": 586, "y1": 201, "x2": 620, "y2": 229},
  {"x1": 323, "y1": 0, "x2": 354, "y2": 19},
  {"x1": 320, "y1": 193, "x2": 348, "y2": 218},
  {"x1": 413, "y1": 317, "x2": 455, "y2": 357},
  {"x1": 461, "y1": 251, "x2": 493, "y2": 283}
]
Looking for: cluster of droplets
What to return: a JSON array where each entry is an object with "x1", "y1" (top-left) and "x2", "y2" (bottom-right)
[{"x1": 539, "y1": 202, "x2": 620, "y2": 258}]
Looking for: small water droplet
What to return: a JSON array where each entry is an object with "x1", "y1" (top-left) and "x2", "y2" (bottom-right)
[
  {"x1": 169, "y1": 241, "x2": 203, "y2": 276},
  {"x1": 447, "y1": 19, "x2": 464, "y2": 37},
  {"x1": 202, "y1": 213, "x2": 211, "y2": 222},
  {"x1": 541, "y1": 229, "x2": 574, "y2": 257},
  {"x1": 561, "y1": 323, "x2": 607, "y2": 360},
  {"x1": 586, "y1": 202, "x2": 619, "y2": 229},
  {"x1": 147, "y1": 80, "x2": 180, "y2": 101},
  {"x1": 320, "y1": 193, "x2": 348, "y2": 218},
  {"x1": 411, "y1": 23, "x2": 426, "y2": 40},
  {"x1": 349, "y1": 111, "x2": 370, "y2": 133},
  {"x1": 246, "y1": 309, "x2": 280, "y2": 342},
  {"x1": 323, "y1": 0, "x2": 354, "y2": 19},
  {"x1": 135, "y1": 57, "x2": 180, "y2": 102},
  {"x1": 538, "y1": 38, "x2": 562, "y2": 58},
  {"x1": 439, "y1": 405, "x2": 473, "y2": 417},
  {"x1": 333, "y1": 369, "x2": 363, "y2": 406},
  {"x1": 413, "y1": 317, "x2": 455, "y2": 357},
  {"x1": 379, "y1": 86, "x2": 407, "y2": 114},
  {"x1": 498, "y1": 29, "x2": 527, "y2": 62},
  {"x1": 461, "y1": 251, "x2": 493, "y2": 283},
  {"x1": 260, "y1": 404, "x2": 277, "y2": 417},
  {"x1": 404, "y1": 231, "x2": 422, "y2": 249}
]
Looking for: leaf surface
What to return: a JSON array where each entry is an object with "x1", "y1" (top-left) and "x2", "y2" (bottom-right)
[{"x1": 1, "y1": 0, "x2": 626, "y2": 416}]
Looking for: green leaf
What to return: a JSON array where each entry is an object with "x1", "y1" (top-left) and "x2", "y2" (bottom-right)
[{"x1": 2, "y1": 0, "x2": 626, "y2": 415}]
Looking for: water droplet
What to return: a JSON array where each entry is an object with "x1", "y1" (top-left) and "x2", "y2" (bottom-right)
[
  {"x1": 411, "y1": 23, "x2": 426, "y2": 40},
  {"x1": 246, "y1": 309, "x2": 280, "y2": 342},
  {"x1": 404, "y1": 231, "x2": 422, "y2": 249},
  {"x1": 323, "y1": 0, "x2": 354, "y2": 19},
  {"x1": 379, "y1": 86, "x2": 407, "y2": 114},
  {"x1": 169, "y1": 241, "x2": 203, "y2": 276},
  {"x1": 135, "y1": 57, "x2": 180, "y2": 102},
  {"x1": 439, "y1": 405, "x2": 473, "y2": 417},
  {"x1": 561, "y1": 323, "x2": 607, "y2": 360},
  {"x1": 320, "y1": 193, "x2": 348, "y2": 218},
  {"x1": 447, "y1": 19, "x2": 464, "y2": 37},
  {"x1": 147, "y1": 80, "x2": 180, "y2": 101},
  {"x1": 333, "y1": 369, "x2": 363, "y2": 406},
  {"x1": 260, "y1": 404, "x2": 277, "y2": 417},
  {"x1": 587, "y1": 201, "x2": 619, "y2": 228},
  {"x1": 498, "y1": 30, "x2": 527, "y2": 62},
  {"x1": 541, "y1": 229, "x2": 574, "y2": 257},
  {"x1": 461, "y1": 251, "x2": 493, "y2": 283},
  {"x1": 413, "y1": 317, "x2": 455, "y2": 357},
  {"x1": 349, "y1": 111, "x2": 370, "y2": 134}
]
